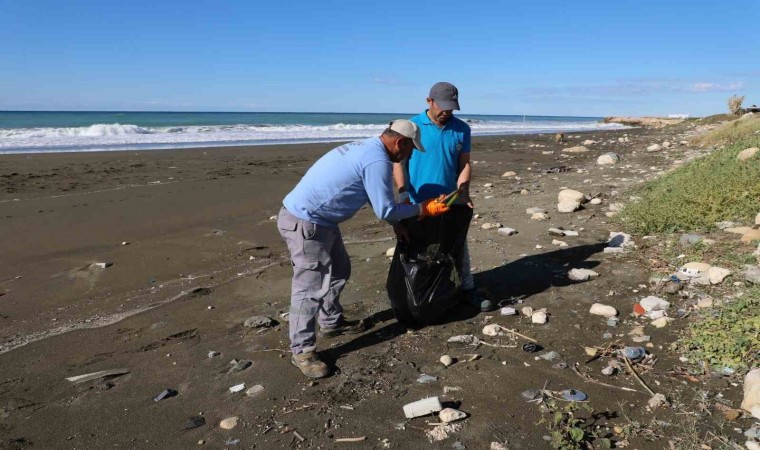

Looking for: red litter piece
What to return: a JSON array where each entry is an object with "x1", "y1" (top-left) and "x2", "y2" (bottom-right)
[{"x1": 633, "y1": 303, "x2": 646, "y2": 316}]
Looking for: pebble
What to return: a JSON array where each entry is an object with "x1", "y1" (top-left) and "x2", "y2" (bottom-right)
[
  {"x1": 417, "y1": 374, "x2": 438, "y2": 384},
  {"x1": 531, "y1": 311, "x2": 548, "y2": 324},
  {"x1": 531, "y1": 212, "x2": 549, "y2": 221},
  {"x1": 526, "y1": 207, "x2": 547, "y2": 215},
  {"x1": 497, "y1": 227, "x2": 516, "y2": 236},
  {"x1": 568, "y1": 268, "x2": 598, "y2": 281},
  {"x1": 219, "y1": 417, "x2": 239, "y2": 430},
  {"x1": 500, "y1": 307, "x2": 517, "y2": 316},
  {"x1": 590, "y1": 198, "x2": 602, "y2": 205},
  {"x1": 640, "y1": 296, "x2": 670, "y2": 312},
  {"x1": 481, "y1": 222, "x2": 502, "y2": 230},
  {"x1": 246, "y1": 385, "x2": 265, "y2": 397},
  {"x1": 243, "y1": 315, "x2": 275, "y2": 328},
  {"x1": 439, "y1": 408, "x2": 468, "y2": 423},
  {"x1": 589, "y1": 303, "x2": 618, "y2": 317},
  {"x1": 229, "y1": 383, "x2": 246, "y2": 393},
  {"x1": 440, "y1": 355, "x2": 454, "y2": 367},
  {"x1": 552, "y1": 239, "x2": 568, "y2": 247},
  {"x1": 208, "y1": 351, "x2": 220, "y2": 358}
]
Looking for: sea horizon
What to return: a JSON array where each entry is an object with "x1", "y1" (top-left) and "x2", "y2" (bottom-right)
[{"x1": 0, "y1": 110, "x2": 629, "y2": 154}]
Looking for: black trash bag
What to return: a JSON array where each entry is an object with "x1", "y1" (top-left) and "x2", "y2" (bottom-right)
[{"x1": 386, "y1": 206, "x2": 473, "y2": 325}]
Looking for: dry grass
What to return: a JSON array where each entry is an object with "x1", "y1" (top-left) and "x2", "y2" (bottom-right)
[{"x1": 692, "y1": 115, "x2": 760, "y2": 147}]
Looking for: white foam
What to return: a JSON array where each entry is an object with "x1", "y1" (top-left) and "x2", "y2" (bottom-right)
[{"x1": 0, "y1": 120, "x2": 628, "y2": 154}]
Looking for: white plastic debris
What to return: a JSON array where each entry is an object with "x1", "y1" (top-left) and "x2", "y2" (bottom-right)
[
  {"x1": 403, "y1": 397, "x2": 443, "y2": 419},
  {"x1": 229, "y1": 383, "x2": 245, "y2": 393}
]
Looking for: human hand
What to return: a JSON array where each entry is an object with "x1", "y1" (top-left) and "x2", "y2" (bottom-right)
[
  {"x1": 398, "y1": 191, "x2": 411, "y2": 204},
  {"x1": 392, "y1": 222, "x2": 409, "y2": 243},
  {"x1": 419, "y1": 196, "x2": 450, "y2": 218}
]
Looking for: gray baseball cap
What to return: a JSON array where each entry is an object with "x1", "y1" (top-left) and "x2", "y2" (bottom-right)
[{"x1": 429, "y1": 82, "x2": 460, "y2": 110}]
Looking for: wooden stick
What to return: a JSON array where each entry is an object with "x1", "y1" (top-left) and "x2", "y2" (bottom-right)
[
  {"x1": 335, "y1": 437, "x2": 367, "y2": 443},
  {"x1": 623, "y1": 357, "x2": 656, "y2": 396},
  {"x1": 570, "y1": 363, "x2": 642, "y2": 394},
  {"x1": 293, "y1": 431, "x2": 305, "y2": 442},
  {"x1": 496, "y1": 326, "x2": 538, "y2": 343}
]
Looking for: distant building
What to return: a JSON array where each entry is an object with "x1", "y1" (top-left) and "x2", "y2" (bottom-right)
[{"x1": 668, "y1": 113, "x2": 690, "y2": 119}]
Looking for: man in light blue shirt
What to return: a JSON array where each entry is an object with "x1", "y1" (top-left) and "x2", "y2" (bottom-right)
[
  {"x1": 393, "y1": 82, "x2": 494, "y2": 312},
  {"x1": 278, "y1": 120, "x2": 450, "y2": 379}
]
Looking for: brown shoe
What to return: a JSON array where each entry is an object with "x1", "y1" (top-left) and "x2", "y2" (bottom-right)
[
  {"x1": 291, "y1": 351, "x2": 331, "y2": 379},
  {"x1": 318, "y1": 318, "x2": 367, "y2": 338}
]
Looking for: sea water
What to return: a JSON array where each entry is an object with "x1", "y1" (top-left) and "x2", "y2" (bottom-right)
[{"x1": 0, "y1": 111, "x2": 626, "y2": 154}]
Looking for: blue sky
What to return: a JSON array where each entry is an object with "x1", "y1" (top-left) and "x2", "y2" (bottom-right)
[{"x1": 2, "y1": 0, "x2": 759, "y2": 116}]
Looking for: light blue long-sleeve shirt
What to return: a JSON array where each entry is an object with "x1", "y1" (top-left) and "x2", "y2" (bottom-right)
[{"x1": 283, "y1": 137, "x2": 420, "y2": 228}]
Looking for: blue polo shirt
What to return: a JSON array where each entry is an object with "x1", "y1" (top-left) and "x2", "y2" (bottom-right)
[{"x1": 406, "y1": 110, "x2": 471, "y2": 204}]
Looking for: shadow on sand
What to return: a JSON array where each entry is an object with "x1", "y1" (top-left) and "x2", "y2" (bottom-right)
[{"x1": 324, "y1": 242, "x2": 606, "y2": 365}]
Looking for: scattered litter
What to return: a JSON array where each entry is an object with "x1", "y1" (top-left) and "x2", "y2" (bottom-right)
[
  {"x1": 154, "y1": 388, "x2": 178, "y2": 402},
  {"x1": 243, "y1": 315, "x2": 275, "y2": 328},
  {"x1": 521, "y1": 389, "x2": 542, "y2": 400},
  {"x1": 91, "y1": 262, "x2": 113, "y2": 269},
  {"x1": 425, "y1": 423, "x2": 462, "y2": 443},
  {"x1": 417, "y1": 374, "x2": 438, "y2": 384},
  {"x1": 225, "y1": 438, "x2": 240, "y2": 446},
  {"x1": 403, "y1": 397, "x2": 443, "y2": 419},
  {"x1": 621, "y1": 347, "x2": 646, "y2": 361},
  {"x1": 439, "y1": 408, "x2": 468, "y2": 423},
  {"x1": 65, "y1": 368, "x2": 129, "y2": 384},
  {"x1": 228, "y1": 360, "x2": 252, "y2": 373},
  {"x1": 560, "y1": 389, "x2": 588, "y2": 402},
  {"x1": 500, "y1": 307, "x2": 517, "y2": 316},
  {"x1": 208, "y1": 351, "x2": 220, "y2": 358},
  {"x1": 522, "y1": 342, "x2": 540, "y2": 353},
  {"x1": 335, "y1": 436, "x2": 367, "y2": 443},
  {"x1": 229, "y1": 383, "x2": 246, "y2": 393},
  {"x1": 539, "y1": 351, "x2": 560, "y2": 361},
  {"x1": 183, "y1": 416, "x2": 206, "y2": 430}
]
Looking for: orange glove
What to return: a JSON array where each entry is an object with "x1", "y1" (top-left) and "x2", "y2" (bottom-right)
[{"x1": 419, "y1": 196, "x2": 450, "y2": 217}]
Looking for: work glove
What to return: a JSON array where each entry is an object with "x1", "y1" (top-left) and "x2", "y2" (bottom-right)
[
  {"x1": 419, "y1": 195, "x2": 450, "y2": 218},
  {"x1": 398, "y1": 191, "x2": 411, "y2": 204}
]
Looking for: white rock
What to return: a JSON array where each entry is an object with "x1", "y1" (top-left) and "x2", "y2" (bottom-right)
[
  {"x1": 531, "y1": 311, "x2": 548, "y2": 324},
  {"x1": 640, "y1": 296, "x2": 670, "y2": 312},
  {"x1": 548, "y1": 227, "x2": 566, "y2": 236},
  {"x1": 481, "y1": 222, "x2": 502, "y2": 230},
  {"x1": 589, "y1": 303, "x2": 618, "y2": 317},
  {"x1": 483, "y1": 183, "x2": 493, "y2": 188},
  {"x1": 246, "y1": 385, "x2": 265, "y2": 397},
  {"x1": 568, "y1": 268, "x2": 599, "y2": 281},
  {"x1": 440, "y1": 355, "x2": 454, "y2": 367},
  {"x1": 403, "y1": 397, "x2": 443, "y2": 419},
  {"x1": 439, "y1": 408, "x2": 468, "y2": 423},
  {"x1": 552, "y1": 239, "x2": 568, "y2": 247},
  {"x1": 491, "y1": 443, "x2": 509, "y2": 450},
  {"x1": 500, "y1": 307, "x2": 517, "y2": 316},
  {"x1": 229, "y1": 383, "x2": 246, "y2": 393},
  {"x1": 648, "y1": 393, "x2": 669, "y2": 409},
  {"x1": 651, "y1": 317, "x2": 675, "y2": 328},
  {"x1": 385, "y1": 247, "x2": 395, "y2": 257},
  {"x1": 562, "y1": 145, "x2": 589, "y2": 153},
  {"x1": 501, "y1": 171, "x2": 517, "y2": 177},
  {"x1": 526, "y1": 207, "x2": 547, "y2": 215},
  {"x1": 647, "y1": 144, "x2": 662, "y2": 152},
  {"x1": 697, "y1": 298, "x2": 713, "y2": 308},
  {"x1": 737, "y1": 147, "x2": 759, "y2": 162},
  {"x1": 563, "y1": 230, "x2": 579, "y2": 237},
  {"x1": 597, "y1": 153, "x2": 621, "y2": 165},
  {"x1": 582, "y1": 139, "x2": 596, "y2": 145},
  {"x1": 708, "y1": 267, "x2": 731, "y2": 285},
  {"x1": 662, "y1": 141, "x2": 672, "y2": 148},
  {"x1": 531, "y1": 212, "x2": 549, "y2": 221},
  {"x1": 521, "y1": 306, "x2": 534, "y2": 317},
  {"x1": 558, "y1": 189, "x2": 586, "y2": 204},
  {"x1": 482, "y1": 324, "x2": 503, "y2": 336},
  {"x1": 557, "y1": 200, "x2": 581, "y2": 213},
  {"x1": 742, "y1": 368, "x2": 760, "y2": 415},
  {"x1": 220, "y1": 417, "x2": 239, "y2": 430},
  {"x1": 590, "y1": 198, "x2": 603, "y2": 205},
  {"x1": 497, "y1": 227, "x2": 517, "y2": 236}
]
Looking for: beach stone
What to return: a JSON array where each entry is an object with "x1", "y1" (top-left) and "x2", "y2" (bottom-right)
[
  {"x1": 385, "y1": 247, "x2": 395, "y2": 257},
  {"x1": 557, "y1": 200, "x2": 581, "y2": 213},
  {"x1": 647, "y1": 144, "x2": 662, "y2": 152},
  {"x1": 608, "y1": 232, "x2": 635, "y2": 248},
  {"x1": 220, "y1": 417, "x2": 239, "y2": 430},
  {"x1": 563, "y1": 230, "x2": 579, "y2": 237},
  {"x1": 662, "y1": 141, "x2": 672, "y2": 148},
  {"x1": 497, "y1": 227, "x2": 517, "y2": 236},
  {"x1": 562, "y1": 145, "x2": 589, "y2": 153},
  {"x1": 440, "y1": 355, "x2": 454, "y2": 367},
  {"x1": 491, "y1": 443, "x2": 509, "y2": 450},
  {"x1": 590, "y1": 198, "x2": 602, "y2": 205},
  {"x1": 648, "y1": 393, "x2": 669, "y2": 409},
  {"x1": 481, "y1": 222, "x2": 502, "y2": 230},
  {"x1": 531, "y1": 311, "x2": 548, "y2": 324},
  {"x1": 246, "y1": 385, "x2": 265, "y2": 397},
  {"x1": 737, "y1": 147, "x2": 759, "y2": 162},
  {"x1": 651, "y1": 317, "x2": 674, "y2": 328},
  {"x1": 741, "y1": 368, "x2": 760, "y2": 415},
  {"x1": 679, "y1": 262, "x2": 712, "y2": 284},
  {"x1": 501, "y1": 171, "x2": 517, "y2": 177},
  {"x1": 531, "y1": 212, "x2": 549, "y2": 221},
  {"x1": 483, "y1": 183, "x2": 493, "y2": 188},
  {"x1": 568, "y1": 268, "x2": 598, "y2": 281},
  {"x1": 500, "y1": 307, "x2": 517, "y2": 316},
  {"x1": 526, "y1": 207, "x2": 547, "y2": 215},
  {"x1": 244, "y1": 316, "x2": 275, "y2": 328},
  {"x1": 521, "y1": 306, "x2": 534, "y2": 317},
  {"x1": 640, "y1": 296, "x2": 670, "y2": 312},
  {"x1": 708, "y1": 267, "x2": 731, "y2": 284},
  {"x1": 725, "y1": 226, "x2": 754, "y2": 235},
  {"x1": 439, "y1": 408, "x2": 468, "y2": 423},
  {"x1": 558, "y1": 189, "x2": 586, "y2": 204},
  {"x1": 482, "y1": 324, "x2": 502, "y2": 336},
  {"x1": 548, "y1": 228, "x2": 566, "y2": 236},
  {"x1": 744, "y1": 265, "x2": 760, "y2": 284},
  {"x1": 552, "y1": 239, "x2": 568, "y2": 247},
  {"x1": 582, "y1": 139, "x2": 596, "y2": 145},
  {"x1": 597, "y1": 153, "x2": 621, "y2": 165},
  {"x1": 679, "y1": 233, "x2": 704, "y2": 247},
  {"x1": 741, "y1": 229, "x2": 760, "y2": 243},
  {"x1": 589, "y1": 303, "x2": 617, "y2": 317},
  {"x1": 697, "y1": 298, "x2": 714, "y2": 308}
]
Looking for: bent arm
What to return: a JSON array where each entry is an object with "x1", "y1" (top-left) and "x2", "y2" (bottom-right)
[
  {"x1": 392, "y1": 162, "x2": 406, "y2": 193},
  {"x1": 364, "y1": 162, "x2": 419, "y2": 222}
]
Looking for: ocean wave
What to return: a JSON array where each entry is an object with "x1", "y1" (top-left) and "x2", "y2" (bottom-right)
[{"x1": 0, "y1": 120, "x2": 628, "y2": 153}]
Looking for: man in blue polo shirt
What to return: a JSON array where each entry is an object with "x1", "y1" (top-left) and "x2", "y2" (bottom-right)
[
  {"x1": 279, "y1": 120, "x2": 451, "y2": 379},
  {"x1": 393, "y1": 82, "x2": 495, "y2": 312}
]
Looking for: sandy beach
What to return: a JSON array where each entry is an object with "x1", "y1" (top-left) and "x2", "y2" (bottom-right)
[{"x1": 0, "y1": 123, "x2": 746, "y2": 449}]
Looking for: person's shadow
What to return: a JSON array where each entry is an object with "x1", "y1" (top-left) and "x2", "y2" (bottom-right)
[{"x1": 323, "y1": 241, "x2": 606, "y2": 365}]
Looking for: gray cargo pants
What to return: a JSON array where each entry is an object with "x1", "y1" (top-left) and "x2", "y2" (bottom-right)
[{"x1": 277, "y1": 207, "x2": 350, "y2": 355}]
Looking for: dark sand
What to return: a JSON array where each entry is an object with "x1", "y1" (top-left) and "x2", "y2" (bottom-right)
[{"x1": 0, "y1": 125, "x2": 740, "y2": 449}]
